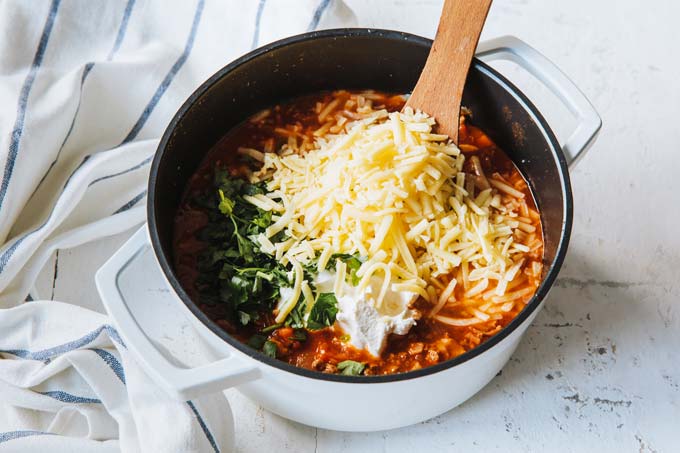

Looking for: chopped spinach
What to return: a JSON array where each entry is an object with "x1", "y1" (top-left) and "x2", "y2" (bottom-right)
[
  {"x1": 193, "y1": 171, "x2": 289, "y2": 327},
  {"x1": 261, "y1": 323, "x2": 283, "y2": 333},
  {"x1": 247, "y1": 334, "x2": 267, "y2": 349},
  {"x1": 326, "y1": 252, "x2": 363, "y2": 286},
  {"x1": 285, "y1": 300, "x2": 307, "y2": 329},
  {"x1": 193, "y1": 166, "x2": 351, "y2": 342},
  {"x1": 262, "y1": 340, "x2": 278, "y2": 358},
  {"x1": 337, "y1": 360, "x2": 365, "y2": 376},
  {"x1": 307, "y1": 292, "x2": 339, "y2": 330}
]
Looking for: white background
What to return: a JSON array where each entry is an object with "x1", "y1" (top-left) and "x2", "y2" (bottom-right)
[{"x1": 34, "y1": 0, "x2": 679, "y2": 451}]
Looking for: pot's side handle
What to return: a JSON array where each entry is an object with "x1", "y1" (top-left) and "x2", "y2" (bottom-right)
[
  {"x1": 476, "y1": 35, "x2": 602, "y2": 168},
  {"x1": 95, "y1": 226, "x2": 261, "y2": 401}
]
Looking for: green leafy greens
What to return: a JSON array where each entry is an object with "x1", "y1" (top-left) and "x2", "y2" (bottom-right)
[
  {"x1": 337, "y1": 360, "x2": 366, "y2": 376},
  {"x1": 262, "y1": 340, "x2": 278, "y2": 358},
  {"x1": 192, "y1": 168, "x2": 354, "y2": 365},
  {"x1": 325, "y1": 253, "x2": 363, "y2": 286},
  {"x1": 307, "y1": 292, "x2": 339, "y2": 330},
  {"x1": 194, "y1": 171, "x2": 289, "y2": 329}
]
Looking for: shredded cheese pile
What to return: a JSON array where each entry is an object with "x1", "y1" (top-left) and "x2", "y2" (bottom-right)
[{"x1": 247, "y1": 107, "x2": 535, "y2": 322}]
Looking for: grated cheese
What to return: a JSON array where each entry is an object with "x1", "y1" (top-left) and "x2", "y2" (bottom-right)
[{"x1": 246, "y1": 107, "x2": 533, "y2": 319}]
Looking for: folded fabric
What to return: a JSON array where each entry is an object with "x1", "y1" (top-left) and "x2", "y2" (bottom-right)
[
  {"x1": 0, "y1": 0, "x2": 357, "y2": 307},
  {"x1": 0, "y1": 301, "x2": 232, "y2": 452},
  {"x1": 0, "y1": 1, "x2": 356, "y2": 450}
]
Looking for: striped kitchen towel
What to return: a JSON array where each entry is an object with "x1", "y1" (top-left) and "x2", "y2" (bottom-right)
[{"x1": 0, "y1": 1, "x2": 355, "y2": 451}]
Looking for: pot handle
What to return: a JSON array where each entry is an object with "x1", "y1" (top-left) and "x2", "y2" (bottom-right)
[
  {"x1": 95, "y1": 226, "x2": 261, "y2": 401},
  {"x1": 476, "y1": 35, "x2": 602, "y2": 167}
]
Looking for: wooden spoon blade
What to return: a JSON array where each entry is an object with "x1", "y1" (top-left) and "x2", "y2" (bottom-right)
[{"x1": 404, "y1": 0, "x2": 493, "y2": 143}]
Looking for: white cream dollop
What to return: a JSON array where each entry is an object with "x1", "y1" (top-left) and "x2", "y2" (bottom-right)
[{"x1": 313, "y1": 271, "x2": 418, "y2": 356}]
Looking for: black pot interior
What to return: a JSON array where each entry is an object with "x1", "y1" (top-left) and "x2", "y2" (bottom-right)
[{"x1": 149, "y1": 29, "x2": 571, "y2": 382}]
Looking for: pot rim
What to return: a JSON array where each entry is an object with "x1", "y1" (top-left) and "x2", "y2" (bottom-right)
[{"x1": 148, "y1": 28, "x2": 573, "y2": 384}]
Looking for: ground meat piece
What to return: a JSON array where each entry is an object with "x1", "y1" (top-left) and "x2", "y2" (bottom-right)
[
  {"x1": 408, "y1": 342, "x2": 424, "y2": 355},
  {"x1": 363, "y1": 366, "x2": 376, "y2": 376},
  {"x1": 311, "y1": 358, "x2": 325, "y2": 371},
  {"x1": 426, "y1": 349, "x2": 439, "y2": 363},
  {"x1": 323, "y1": 363, "x2": 337, "y2": 374}
]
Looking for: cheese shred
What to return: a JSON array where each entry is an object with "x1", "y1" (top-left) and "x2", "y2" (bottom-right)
[{"x1": 247, "y1": 106, "x2": 536, "y2": 325}]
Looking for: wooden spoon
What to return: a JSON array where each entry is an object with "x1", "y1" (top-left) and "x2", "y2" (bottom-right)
[{"x1": 405, "y1": 0, "x2": 493, "y2": 143}]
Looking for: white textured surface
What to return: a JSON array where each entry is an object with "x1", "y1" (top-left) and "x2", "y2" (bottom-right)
[{"x1": 36, "y1": 0, "x2": 679, "y2": 451}]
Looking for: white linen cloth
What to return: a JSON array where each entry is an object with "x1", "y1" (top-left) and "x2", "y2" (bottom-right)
[{"x1": 0, "y1": 1, "x2": 356, "y2": 451}]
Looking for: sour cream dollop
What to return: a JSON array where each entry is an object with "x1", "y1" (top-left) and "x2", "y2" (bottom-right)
[{"x1": 314, "y1": 271, "x2": 419, "y2": 356}]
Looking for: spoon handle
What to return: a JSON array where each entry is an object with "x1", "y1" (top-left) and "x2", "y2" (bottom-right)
[{"x1": 405, "y1": 0, "x2": 493, "y2": 143}]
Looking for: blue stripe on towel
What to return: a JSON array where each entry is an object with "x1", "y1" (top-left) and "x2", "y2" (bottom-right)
[
  {"x1": 39, "y1": 390, "x2": 101, "y2": 404},
  {"x1": 187, "y1": 401, "x2": 220, "y2": 453},
  {"x1": 34, "y1": 0, "x2": 137, "y2": 193},
  {"x1": 0, "y1": 226, "x2": 31, "y2": 274},
  {"x1": 89, "y1": 155, "x2": 152, "y2": 186},
  {"x1": 0, "y1": 0, "x2": 137, "y2": 272},
  {"x1": 0, "y1": 155, "x2": 92, "y2": 274},
  {"x1": 307, "y1": 0, "x2": 331, "y2": 31},
  {"x1": 91, "y1": 348, "x2": 126, "y2": 384},
  {"x1": 120, "y1": 0, "x2": 205, "y2": 144},
  {"x1": 0, "y1": 430, "x2": 54, "y2": 444},
  {"x1": 90, "y1": 0, "x2": 206, "y2": 183},
  {"x1": 250, "y1": 0, "x2": 267, "y2": 49},
  {"x1": 0, "y1": 324, "x2": 125, "y2": 361},
  {"x1": 0, "y1": 0, "x2": 202, "y2": 275},
  {"x1": 109, "y1": 0, "x2": 136, "y2": 59},
  {"x1": 0, "y1": 0, "x2": 61, "y2": 214},
  {"x1": 113, "y1": 190, "x2": 147, "y2": 214}
]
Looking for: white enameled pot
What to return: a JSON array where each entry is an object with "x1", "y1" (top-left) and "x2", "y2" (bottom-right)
[{"x1": 96, "y1": 34, "x2": 600, "y2": 432}]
